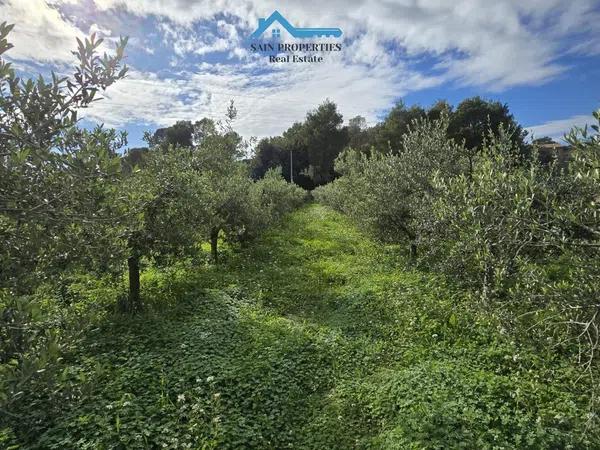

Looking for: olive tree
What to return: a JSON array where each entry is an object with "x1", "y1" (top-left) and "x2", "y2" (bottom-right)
[
  {"x1": 236, "y1": 167, "x2": 306, "y2": 245},
  {"x1": 420, "y1": 110, "x2": 600, "y2": 373},
  {"x1": 0, "y1": 23, "x2": 128, "y2": 403},
  {"x1": 421, "y1": 131, "x2": 556, "y2": 297},
  {"x1": 0, "y1": 22, "x2": 128, "y2": 294},
  {"x1": 115, "y1": 148, "x2": 206, "y2": 310},
  {"x1": 315, "y1": 113, "x2": 465, "y2": 258}
]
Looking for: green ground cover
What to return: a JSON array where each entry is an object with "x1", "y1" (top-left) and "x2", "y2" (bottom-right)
[{"x1": 5, "y1": 204, "x2": 595, "y2": 449}]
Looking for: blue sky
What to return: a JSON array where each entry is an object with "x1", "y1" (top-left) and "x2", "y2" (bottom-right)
[{"x1": 2, "y1": 0, "x2": 599, "y2": 149}]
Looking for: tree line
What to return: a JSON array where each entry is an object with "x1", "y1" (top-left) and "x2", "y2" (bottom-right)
[
  {"x1": 141, "y1": 95, "x2": 531, "y2": 191},
  {"x1": 248, "y1": 96, "x2": 529, "y2": 189}
]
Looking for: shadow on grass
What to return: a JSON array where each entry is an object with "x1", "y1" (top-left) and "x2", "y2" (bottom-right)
[
  {"x1": 6, "y1": 205, "x2": 594, "y2": 449},
  {"x1": 8, "y1": 204, "x2": 412, "y2": 447}
]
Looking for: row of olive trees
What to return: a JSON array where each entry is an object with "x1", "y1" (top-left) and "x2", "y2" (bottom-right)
[
  {"x1": 314, "y1": 109, "x2": 600, "y2": 367},
  {"x1": 118, "y1": 123, "x2": 305, "y2": 311},
  {"x1": 1, "y1": 22, "x2": 305, "y2": 309},
  {"x1": 0, "y1": 23, "x2": 305, "y2": 401},
  {"x1": 321, "y1": 113, "x2": 465, "y2": 257}
]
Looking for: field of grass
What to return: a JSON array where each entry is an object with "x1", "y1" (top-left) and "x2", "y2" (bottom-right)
[{"x1": 7, "y1": 204, "x2": 595, "y2": 449}]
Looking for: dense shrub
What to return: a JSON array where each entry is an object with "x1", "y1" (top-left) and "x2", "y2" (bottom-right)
[
  {"x1": 316, "y1": 109, "x2": 600, "y2": 407},
  {"x1": 420, "y1": 130, "x2": 556, "y2": 296},
  {"x1": 315, "y1": 113, "x2": 465, "y2": 256},
  {"x1": 423, "y1": 117, "x2": 600, "y2": 367},
  {"x1": 235, "y1": 168, "x2": 307, "y2": 244}
]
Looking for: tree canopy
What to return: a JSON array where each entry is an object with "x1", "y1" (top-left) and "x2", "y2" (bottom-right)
[{"x1": 250, "y1": 96, "x2": 529, "y2": 187}]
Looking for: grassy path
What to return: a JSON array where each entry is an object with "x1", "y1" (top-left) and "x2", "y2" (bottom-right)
[{"x1": 18, "y1": 204, "x2": 590, "y2": 449}]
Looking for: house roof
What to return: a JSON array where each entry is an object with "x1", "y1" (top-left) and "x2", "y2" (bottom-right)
[{"x1": 250, "y1": 10, "x2": 342, "y2": 38}]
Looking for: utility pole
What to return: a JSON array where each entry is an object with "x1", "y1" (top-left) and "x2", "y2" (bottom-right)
[{"x1": 290, "y1": 148, "x2": 294, "y2": 184}]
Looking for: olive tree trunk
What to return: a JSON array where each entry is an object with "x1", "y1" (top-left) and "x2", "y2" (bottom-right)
[
  {"x1": 210, "y1": 227, "x2": 219, "y2": 264},
  {"x1": 127, "y1": 254, "x2": 141, "y2": 312},
  {"x1": 409, "y1": 242, "x2": 417, "y2": 259}
]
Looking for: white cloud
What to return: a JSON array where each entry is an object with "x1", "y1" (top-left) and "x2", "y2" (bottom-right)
[
  {"x1": 3, "y1": 0, "x2": 599, "y2": 143},
  {"x1": 0, "y1": 0, "x2": 85, "y2": 63},
  {"x1": 157, "y1": 20, "x2": 237, "y2": 57},
  {"x1": 91, "y1": 0, "x2": 254, "y2": 26},
  {"x1": 570, "y1": 40, "x2": 600, "y2": 56},
  {"x1": 82, "y1": 50, "x2": 442, "y2": 138},
  {"x1": 89, "y1": 0, "x2": 600, "y2": 89},
  {"x1": 89, "y1": 23, "x2": 112, "y2": 37},
  {"x1": 0, "y1": 0, "x2": 120, "y2": 64},
  {"x1": 526, "y1": 114, "x2": 596, "y2": 142}
]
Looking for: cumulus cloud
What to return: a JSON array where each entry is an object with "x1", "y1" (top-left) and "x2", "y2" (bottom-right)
[
  {"x1": 0, "y1": 0, "x2": 85, "y2": 63},
  {"x1": 83, "y1": 49, "x2": 441, "y2": 138},
  {"x1": 2, "y1": 0, "x2": 599, "y2": 141}
]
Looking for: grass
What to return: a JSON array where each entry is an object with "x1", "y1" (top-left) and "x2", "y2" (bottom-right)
[{"x1": 4, "y1": 204, "x2": 596, "y2": 449}]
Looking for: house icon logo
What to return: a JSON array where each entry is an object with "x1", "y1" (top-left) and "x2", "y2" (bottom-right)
[{"x1": 250, "y1": 10, "x2": 342, "y2": 39}]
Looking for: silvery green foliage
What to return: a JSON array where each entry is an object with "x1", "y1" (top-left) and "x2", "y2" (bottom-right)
[
  {"x1": 422, "y1": 131, "x2": 556, "y2": 297},
  {"x1": 0, "y1": 23, "x2": 129, "y2": 293},
  {"x1": 562, "y1": 109, "x2": 600, "y2": 244},
  {"x1": 424, "y1": 111, "x2": 600, "y2": 375},
  {"x1": 0, "y1": 23, "x2": 129, "y2": 405},
  {"x1": 183, "y1": 122, "x2": 256, "y2": 261},
  {"x1": 218, "y1": 167, "x2": 306, "y2": 247},
  {"x1": 424, "y1": 114, "x2": 599, "y2": 297},
  {"x1": 185, "y1": 112, "x2": 306, "y2": 258},
  {"x1": 119, "y1": 148, "x2": 207, "y2": 259},
  {"x1": 557, "y1": 110, "x2": 600, "y2": 369},
  {"x1": 315, "y1": 113, "x2": 465, "y2": 256},
  {"x1": 0, "y1": 24, "x2": 128, "y2": 155},
  {"x1": 252, "y1": 168, "x2": 306, "y2": 222}
]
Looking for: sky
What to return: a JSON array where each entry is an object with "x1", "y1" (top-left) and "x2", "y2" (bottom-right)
[{"x1": 1, "y1": 0, "x2": 599, "y2": 149}]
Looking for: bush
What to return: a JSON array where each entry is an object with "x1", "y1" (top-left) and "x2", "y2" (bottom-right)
[
  {"x1": 221, "y1": 167, "x2": 307, "y2": 247},
  {"x1": 315, "y1": 112, "x2": 465, "y2": 257},
  {"x1": 315, "y1": 109, "x2": 600, "y2": 414}
]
